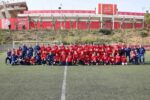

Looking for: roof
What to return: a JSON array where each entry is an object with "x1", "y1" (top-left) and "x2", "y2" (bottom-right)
[
  {"x1": 24, "y1": 10, "x2": 96, "y2": 14},
  {"x1": 23, "y1": 10, "x2": 145, "y2": 17},
  {"x1": 118, "y1": 12, "x2": 145, "y2": 16}
]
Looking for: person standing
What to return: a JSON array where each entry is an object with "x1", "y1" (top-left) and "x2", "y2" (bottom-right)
[
  {"x1": 138, "y1": 45, "x2": 146, "y2": 64},
  {"x1": 125, "y1": 45, "x2": 131, "y2": 63}
]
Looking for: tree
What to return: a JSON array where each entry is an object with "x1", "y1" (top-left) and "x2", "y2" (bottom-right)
[
  {"x1": 120, "y1": 17, "x2": 125, "y2": 29},
  {"x1": 86, "y1": 16, "x2": 91, "y2": 31},
  {"x1": 132, "y1": 17, "x2": 136, "y2": 29},
  {"x1": 51, "y1": 15, "x2": 56, "y2": 33},
  {"x1": 70, "y1": 20, "x2": 74, "y2": 30},
  {"x1": 144, "y1": 12, "x2": 150, "y2": 30}
]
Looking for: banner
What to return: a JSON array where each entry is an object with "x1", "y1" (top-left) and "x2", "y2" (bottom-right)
[
  {"x1": 98, "y1": 4, "x2": 117, "y2": 15},
  {"x1": 0, "y1": 18, "x2": 29, "y2": 30}
]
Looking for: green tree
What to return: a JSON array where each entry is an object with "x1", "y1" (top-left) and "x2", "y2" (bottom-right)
[{"x1": 144, "y1": 13, "x2": 150, "y2": 30}]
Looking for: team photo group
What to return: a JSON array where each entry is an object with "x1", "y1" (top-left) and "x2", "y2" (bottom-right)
[{"x1": 5, "y1": 43, "x2": 146, "y2": 66}]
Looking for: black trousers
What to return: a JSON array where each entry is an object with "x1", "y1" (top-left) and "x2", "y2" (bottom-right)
[{"x1": 5, "y1": 57, "x2": 11, "y2": 64}]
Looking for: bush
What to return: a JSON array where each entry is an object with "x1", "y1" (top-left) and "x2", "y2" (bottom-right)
[
  {"x1": 99, "y1": 29, "x2": 112, "y2": 35},
  {"x1": 139, "y1": 32, "x2": 148, "y2": 37}
]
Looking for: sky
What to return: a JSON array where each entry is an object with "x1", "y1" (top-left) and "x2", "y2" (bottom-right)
[{"x1": 25, "y1": 0, "x2": 150, "y2": 12}]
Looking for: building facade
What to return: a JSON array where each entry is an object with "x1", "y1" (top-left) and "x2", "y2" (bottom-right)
[{"x1": 0, "y1": 1, "x2": 146, "y2": 30}]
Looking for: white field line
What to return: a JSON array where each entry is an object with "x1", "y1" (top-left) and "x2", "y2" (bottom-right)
[{"x1": 61, "y1": 66, "x2": 68, "y2": 100}]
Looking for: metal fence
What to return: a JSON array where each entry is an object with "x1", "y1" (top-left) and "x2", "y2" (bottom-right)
[{"x1": 0, "y1": 44, "x2": 12, "y2": 52}]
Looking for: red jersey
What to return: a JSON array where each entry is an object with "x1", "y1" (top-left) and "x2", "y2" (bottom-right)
[
  {"x1": 115, "y1": 55, "x2": 121, "y2": 63},
  {"x1": 109, "y1": 56, "x2": 115, "y2": 64},
  {"x1": 106, "y1": 46, "x2": 113, "y2": 56},
  {"x1": 73, "y1": 53, "x2": 78, "y2": 62},
  {"x1": 97, "y1": 54, "x2": 102, "y2": 61},
  {"x1": 121, "y1": 56, "x2": 127, "y2": 63},
  {"x1": 85, "y1": 55, "x2": 90, "y2": 61},
  {"x1": 79, "y1": 53, "x2": 85, "y2": 61},
  {"x1": 54, "y1": 55, "x2": 60, "y2": 62},
  {"x1": 91, "y1": 55, "x2": 97, "y2": 62},
  {"x1": 102, "y1": 55, "x2": 108, "y2": 63},
  {"x1": 30, "y1": 57, "x2": 35, "y2": 64},
  {"x1": 40, "y1": 45, "x2": 46, "y2": 51},
  {"x1": 66, "y1": 55, "x2": 73, "y2": 62},
  {"x1": 41, "y1": 52, "x2": 47, "y2": 60},
  {"x1": 60, "y1": 54, "x2": 67, "y2": 62},
  {"x1": 17, "y1": 49, "x2": 22, "y2": 56},
  {"x1": 47, "y1": 46, "x2": 51, "y2": 53},
  {"x1": 130, "y1": 51, "x2": 136, "y2": 59},
  {"x1": 60, "y1": 45, "x2": 66, "y2": 51}
]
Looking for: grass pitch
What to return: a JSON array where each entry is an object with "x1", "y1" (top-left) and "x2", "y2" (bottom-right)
[
  {"x1": 0, "y1": 52, "x2": 150, "y2": 100},
  {"x1": 0, "y1": 54, "x2": 64, "y2": 100}
]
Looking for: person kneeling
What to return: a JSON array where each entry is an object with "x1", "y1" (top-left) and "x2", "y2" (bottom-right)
[
  {"x1": 66, "y1": 53, "x2": 73, "y2": 66},
  {"x1": 60, "y1": 52, "x2": 67, "y2": 66},
  {"x1": 115, "y1": 53, "x2": 121, "y2": 65},
  {"x1": 121, "y1": 55, "x2": 128, "y2": 65}
]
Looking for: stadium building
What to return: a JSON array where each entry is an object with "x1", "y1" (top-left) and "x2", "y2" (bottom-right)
[{"x1": 0, "y1": 0, "x2": 146, "y2": 30}]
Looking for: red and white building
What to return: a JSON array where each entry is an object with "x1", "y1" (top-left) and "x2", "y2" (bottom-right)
[{"x1": 0, "y1": 1, "x2": 146, "y2": 30}]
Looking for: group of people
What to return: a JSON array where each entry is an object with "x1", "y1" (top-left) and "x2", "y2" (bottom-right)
[{"x1": 5, "y1": 43, "x2": 146, "y2": 66}]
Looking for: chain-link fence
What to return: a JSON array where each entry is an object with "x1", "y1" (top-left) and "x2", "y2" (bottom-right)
[{"x1": 0, "y1": 44, "x2": 12, "y2": 52}]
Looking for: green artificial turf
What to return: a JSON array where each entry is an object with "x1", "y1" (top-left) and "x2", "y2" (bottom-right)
[{"x1": 0, "y1": 52, "x2": 150, "y2": 100}]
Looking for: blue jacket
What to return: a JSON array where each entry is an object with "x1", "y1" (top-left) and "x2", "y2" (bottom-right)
[
  {"x1": 7, "y1": 51, "x2": 11, "y2": 58},
  {"x1": 125, "y1": 47, "x2": 131, "y2": 56},
  {"x1": 11, "y1": 54, "x2": 17, "y2": 62},
  {"x1": 139, "y1": 47, "x2": 145, "y2": 55},
  {"x1": 46, "y1": 54, "x2": 54, "y2": 61}
]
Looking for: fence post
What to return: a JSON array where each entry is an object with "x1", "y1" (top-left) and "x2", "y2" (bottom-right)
[{"x1": 13, "y1": 41, "x2": 15, "y2": 48}]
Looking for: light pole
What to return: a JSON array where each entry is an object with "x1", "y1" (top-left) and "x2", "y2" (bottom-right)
[
  {"x1": 100, "y1": 4, "x2": 103, "y2": 29},
  {"x1": 58, "y1": 3, "x2": 63, "y2": 30},
  {"x1": 112, "y1": 3, "x2": 115, "y2": 30}
]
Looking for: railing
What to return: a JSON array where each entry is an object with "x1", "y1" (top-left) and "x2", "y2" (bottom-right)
[
  {"x1": 0, "y1": 0, "x2": 26, "y2": 4},
  {"x1": 0, "y1": 44, "x2": 12, "y2": 52}
]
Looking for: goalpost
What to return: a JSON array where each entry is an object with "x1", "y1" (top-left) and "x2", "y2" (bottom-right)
[{"x1": 12, "y1": 41, "x2": 62, "y2": 48}]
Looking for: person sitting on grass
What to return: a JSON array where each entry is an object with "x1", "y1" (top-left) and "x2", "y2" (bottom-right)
[
  {"x1": 30, "y1": 56, "x2": 36, "y2": 65},
  {"x1": 5, "y1": 49, "x2": 12, "y2": 64},
  {"x1": 17, "y1": 50, "x2": 24, "y2": 65},
  {"x1": 53, "y1": 53, "x2": 60, "y2": 65},
  {"x1": 11, "y1": 51, "x2": 18, "y2": 65},
  {"x1": 121, "y1": 55, "x2": 128, "y2": 65},
  {"x1": 35, "y1": 53, "x2": 41, "y2": 65},
  {"x1": 46, "y1": 52, "x2": 54, "y2": 66}
]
